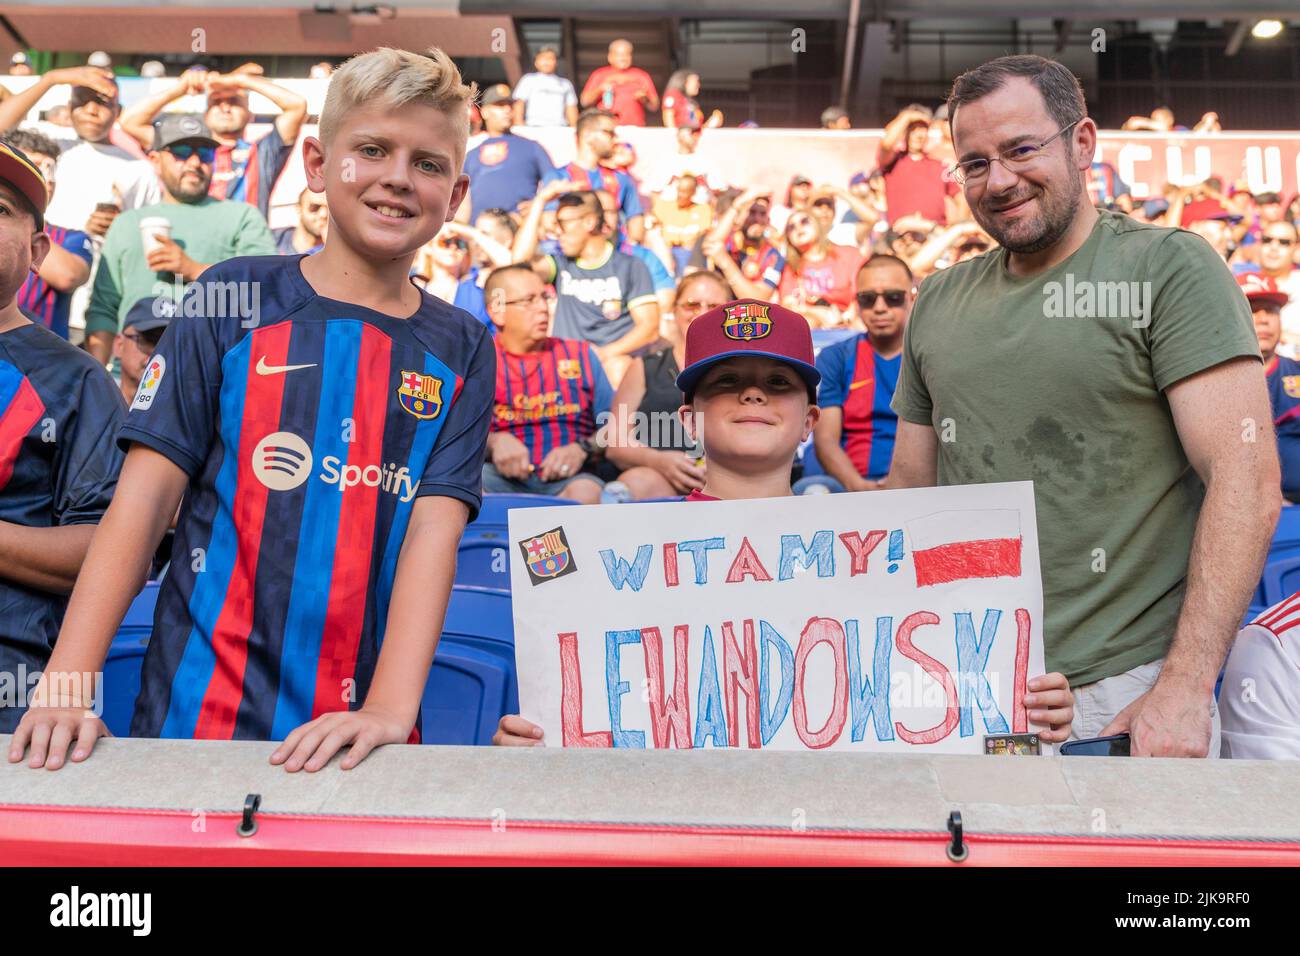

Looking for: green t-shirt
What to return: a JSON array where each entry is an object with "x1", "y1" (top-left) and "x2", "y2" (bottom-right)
[
  {"x1": 85, "y1": 197, "x2": 278, "y2": 335},
  {"x1": 892, "y1": 210, "x2": 1260, "y2": 685}
]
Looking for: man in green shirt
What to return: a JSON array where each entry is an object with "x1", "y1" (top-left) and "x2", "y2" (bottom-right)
[
  {"x1": 885, "y1": 55, "x2": 1279, "y2": 757},
  {"x1": 85, "y1": 114, "x2": 276, "y2": 363}
]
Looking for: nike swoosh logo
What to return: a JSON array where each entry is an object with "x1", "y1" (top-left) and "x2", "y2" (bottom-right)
[{"x1": 256, "y1": 357, "x2": 317, "y2": 376}]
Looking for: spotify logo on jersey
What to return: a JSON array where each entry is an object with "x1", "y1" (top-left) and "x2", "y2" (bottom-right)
[{"x1": 252, "y1": 432, "x2": 313, "y2": 491}]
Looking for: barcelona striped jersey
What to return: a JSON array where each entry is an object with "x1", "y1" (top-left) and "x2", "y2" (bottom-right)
[
  {"x1": 492, "y1": 337, "x2": 613, "y2": 468},
  {"x1": 0, "y1": 323, "x2": 125, "y2": 732},
  {"x1": 209, "y1": 128, "x2": 293, "y2": 218},
  {"x1": 117, "y1": 255, "x2": 495, "y2": 740},
  {"x1": 813, "y1": 332, "x2": 901, "y2": 480},
  {"x1": 16, "y1": 225, "x2": 94, "y2": 339}
]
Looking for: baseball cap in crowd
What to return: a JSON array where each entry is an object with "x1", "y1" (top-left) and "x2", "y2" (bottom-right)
[
  {"x1": 124, "y1": 296, "x2": 178, "y2": 335},
  {"x1": 790, "y1": 175, "x2": 812, "y2": 187},
  {"x1": 87, "y1": 51, "x2": 112, "y2": 69},
  {"x1": 677, "y1": 299, "x2": 821, "y2": 399},
  {"x1": 10, "y1": 52, "x2": 27, "y2": 67},
  {"x1": 1181, "y1": 198, "x2": 1242, "y2": 227},
  {"x1": 0, "y1": 140, "x2": 48, "y2": 229},
  {"x1": 737, "y1": 120, "x2": 759, "y2": 129},
  {"x1": 151, "y1": 113, "x2": 219, "y2": 151},
  {"x1": 140, "y1": 60, "x2": 167, "y2": 79},
  {"x1": 480, "y1": 84, "x2": 515, "y2": 107},
  {"x1": 1141, "y1": 197, "x2": 1170, "y2": 219},
  {"x1": 849, "y1": 171, "x2": 869, "y2": 187},
  {"x1": 1237, "y1": 272, "x2": 1289, "y2": 307}
]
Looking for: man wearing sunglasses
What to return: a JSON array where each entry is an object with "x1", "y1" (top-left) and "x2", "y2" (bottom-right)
[
  {"x1": 1250, "y1": 221, "x2": 1300, "y2": 358},
  {"x1": 802, "y1": 255, "x2": 913, "y2": 494},
  {"x1": 84, "y1": 114, "x2": 277, "y2": 363},
  {"x1": 886, "y1": 55, "x2": 1274, "y2": 759}
]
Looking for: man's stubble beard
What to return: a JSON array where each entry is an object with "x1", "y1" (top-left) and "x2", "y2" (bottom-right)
[{"x1": 972, "y1": 156, "x2": 1082, "y2": 256}]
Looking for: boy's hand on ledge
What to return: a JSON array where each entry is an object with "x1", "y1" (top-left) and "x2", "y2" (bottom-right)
[
  {"x1": 8, "y1": 707, "x2": 111, "y2": 770},
  {"x1": 270, "y1": 706, "x2": 411, "y2": 772},
  {"x1": 493, "y1": 714, "x2": 544, "y2": 746}
]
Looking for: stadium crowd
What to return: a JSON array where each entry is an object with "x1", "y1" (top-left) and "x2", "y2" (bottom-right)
[{"x1": 1, "y1": 42, "x2": 1297, "y2": 764}]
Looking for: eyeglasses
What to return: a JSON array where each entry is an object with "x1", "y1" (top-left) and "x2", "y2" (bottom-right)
[
  {"x1": 947, "y1": 120, "x2": 1080, "y2": 185},
  {"x1": 1262, "y1": 236, "x2": 1296, "y2": 247},
  {"x1": 437, "y1": 237, "x2": 469, "y2": 251},
  {"x1": 122, "y1": 329, "x2": 163, "y2": 350},
  {"x1": 502, "y1": 290, "x2": 555, "y2": 308},
  {"x1": 857, "y1": 290, "x2": 908, "y2": 309},
  {"x1": 898, "y1": 231, "x2": 929, "y2": 244},
  {"x1": 166, "y1": 144, "x2": 216, "y2": 164}
]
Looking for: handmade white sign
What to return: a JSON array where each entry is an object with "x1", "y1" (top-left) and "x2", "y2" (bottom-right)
[{"x1": 508, "y1": 481, "x2": 1045, "y2": 753}]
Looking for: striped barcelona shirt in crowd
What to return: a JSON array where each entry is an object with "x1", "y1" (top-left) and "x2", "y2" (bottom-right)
[
  {"x1": 556, "y1": 161, "x2": 643, "y2": 224},
  {"x1": 492, "y1": 337, "x2": 613, "y2": 468},
  {"x1": 0, "y1": 325, "x2": 124, "y2": 732},
  {"x1": 814, "y1": 332, "x2": 902, "y2": 480},
  {"x1": 208, "y1": 128, "x2": 294, "y2": 218},
  {"x1": 16, "y1": 225, "x2": 94, "y2": 339},
  {"x1": 116, "y1": 254, "x2": 495, "y2": 741}
]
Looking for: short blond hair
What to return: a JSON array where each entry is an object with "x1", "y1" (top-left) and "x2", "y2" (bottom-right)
[{"x1": 318, "y1": 47, "x2": 477, "y2": 158}]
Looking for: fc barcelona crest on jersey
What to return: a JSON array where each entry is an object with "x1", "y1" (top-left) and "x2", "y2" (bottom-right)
[
  {"x1": 397, "y1": 369, "x2": 444, "y2": 420},
  {"x1": 557, "y1": 358, "x2": 582, "y2": 380},
  {"x1": 723, "y1": 301, "x2": 772, "y2": 340},
  {"x1": 518, "y1": 526, "x2": 577, "y2": 585},
  {"x1": 1285, "y1": 375, "x2": 1300, "y2": 399}
]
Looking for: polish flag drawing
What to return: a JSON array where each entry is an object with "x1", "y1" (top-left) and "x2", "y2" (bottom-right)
[{"x1": 907, "y1": 510, "x2": 1023, "y2": 588}]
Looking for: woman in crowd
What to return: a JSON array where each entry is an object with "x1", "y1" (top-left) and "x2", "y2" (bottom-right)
[
  {"x1": 604, "y1": 271, "x2": 731, "y2": 498},
  {"x1": 777, "y1": 210, "x2": 862, "y2": 327},
  {"x1": 661, "y1": 69, "x2": 723, "y2": 130}
]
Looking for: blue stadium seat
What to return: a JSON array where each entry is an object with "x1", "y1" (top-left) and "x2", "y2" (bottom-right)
[
  {"x1": 1274, "y1": 506, "x2": 1300, "y2": 549},
  {"x1": 1261, "y1": 555, "x2": 1300, "y2": 606},
  {"x1": 422, "y1": 585, "x2": 517, "y2": 745},
  {"x1": 456, "y1": 536, "x2": 513, "y2": 591},
  {"x1": 472, "y1": 493, "x2": 577, "y2": 529},
  {"x1": 100, "y1": 582, "x2": 160, "y2": 736}
]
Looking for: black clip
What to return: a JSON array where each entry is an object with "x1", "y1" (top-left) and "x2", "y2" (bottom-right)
[
  {"x1": 946, "y1": 810, "x2": 968, "y2": 862},
  {"x1": 237, "y1": 793, "x2": 261, "y2": 838}
]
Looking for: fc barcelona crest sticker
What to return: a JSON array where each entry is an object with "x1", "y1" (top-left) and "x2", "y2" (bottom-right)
[
  {"x1": 557, "y1": 359, "x2": 582, "y2": 380},
  {"x1": 518, "y1": 526, "x2": 578, "y2": 585},
  {"x1": 1285, "y1": 375, "x2": 1300, "y2": 399},
  {"x1": 723, "y1": 302, "x2": 772, "y2": 340},
  {"x1": 397, "y1": 369, "x2": 445, "y2": 420}
]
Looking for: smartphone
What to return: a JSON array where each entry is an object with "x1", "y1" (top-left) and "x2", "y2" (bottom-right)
[{"x1": 1059, "y1": 733, "x2": 1131, "y2": 757}]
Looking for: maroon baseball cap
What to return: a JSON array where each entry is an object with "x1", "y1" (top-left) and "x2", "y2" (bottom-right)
[
  {"x1": 1237, "y1": 272, "x2": 1289, "y2": 306},
  {"x1": 676, "y1": 299, "x2": 820, "y2": 397}
]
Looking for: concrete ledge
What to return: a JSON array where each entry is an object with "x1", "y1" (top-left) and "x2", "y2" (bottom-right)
[{"x1": 3, "y1": 735, "x2": 1298, "y2": 841}]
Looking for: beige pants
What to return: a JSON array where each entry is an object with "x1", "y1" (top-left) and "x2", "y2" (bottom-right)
[{"x1": 1068, "y1": 657, "x2": 1221, "y2": 758}]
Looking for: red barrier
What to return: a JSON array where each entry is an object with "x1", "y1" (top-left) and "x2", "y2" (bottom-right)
[{"x1": 4, "y1": 803, "x2": 1299, "y2": 866}]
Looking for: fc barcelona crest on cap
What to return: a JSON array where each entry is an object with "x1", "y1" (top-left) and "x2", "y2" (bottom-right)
[
  {"x1": 397, "y1": 369, "x2": 444, "y2": 420},
  {"x1": 519, "y1": 527, "x2": 577, "y2": 585},
  {"x1": 723, "y1": 301, "x2": 772, "y2": 341}
]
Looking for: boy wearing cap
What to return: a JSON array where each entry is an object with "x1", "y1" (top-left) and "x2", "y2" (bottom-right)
[
  {"x1": 493, "y1": 298, "x2": 1074, "y2": 744},
  {"x1": 11, "y1": 48, "x2": 495, "y2": 774},
  {"x1": 461, "y1": 84, "x2": 558, "y2": 221},
  {"x1": 113, "y1": 297, "x2": 173, "y2": 406},
  {"x1": 0, "y1": 142, "x2": 126, "y2": 733},
  {"x1": 1242, "y1": 273, "x2": 1300, "y2": 502},
  {"x1": 84, "y1": 113, "x2": 277, "y2": 363},
  {"x1": 0, "y1": 67, "x2": 160, "y2": 239}
]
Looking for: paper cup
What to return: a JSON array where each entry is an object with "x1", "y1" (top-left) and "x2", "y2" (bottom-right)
[{"x1": 139, "y1": 217, "x2": 172, "y2": 256}]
